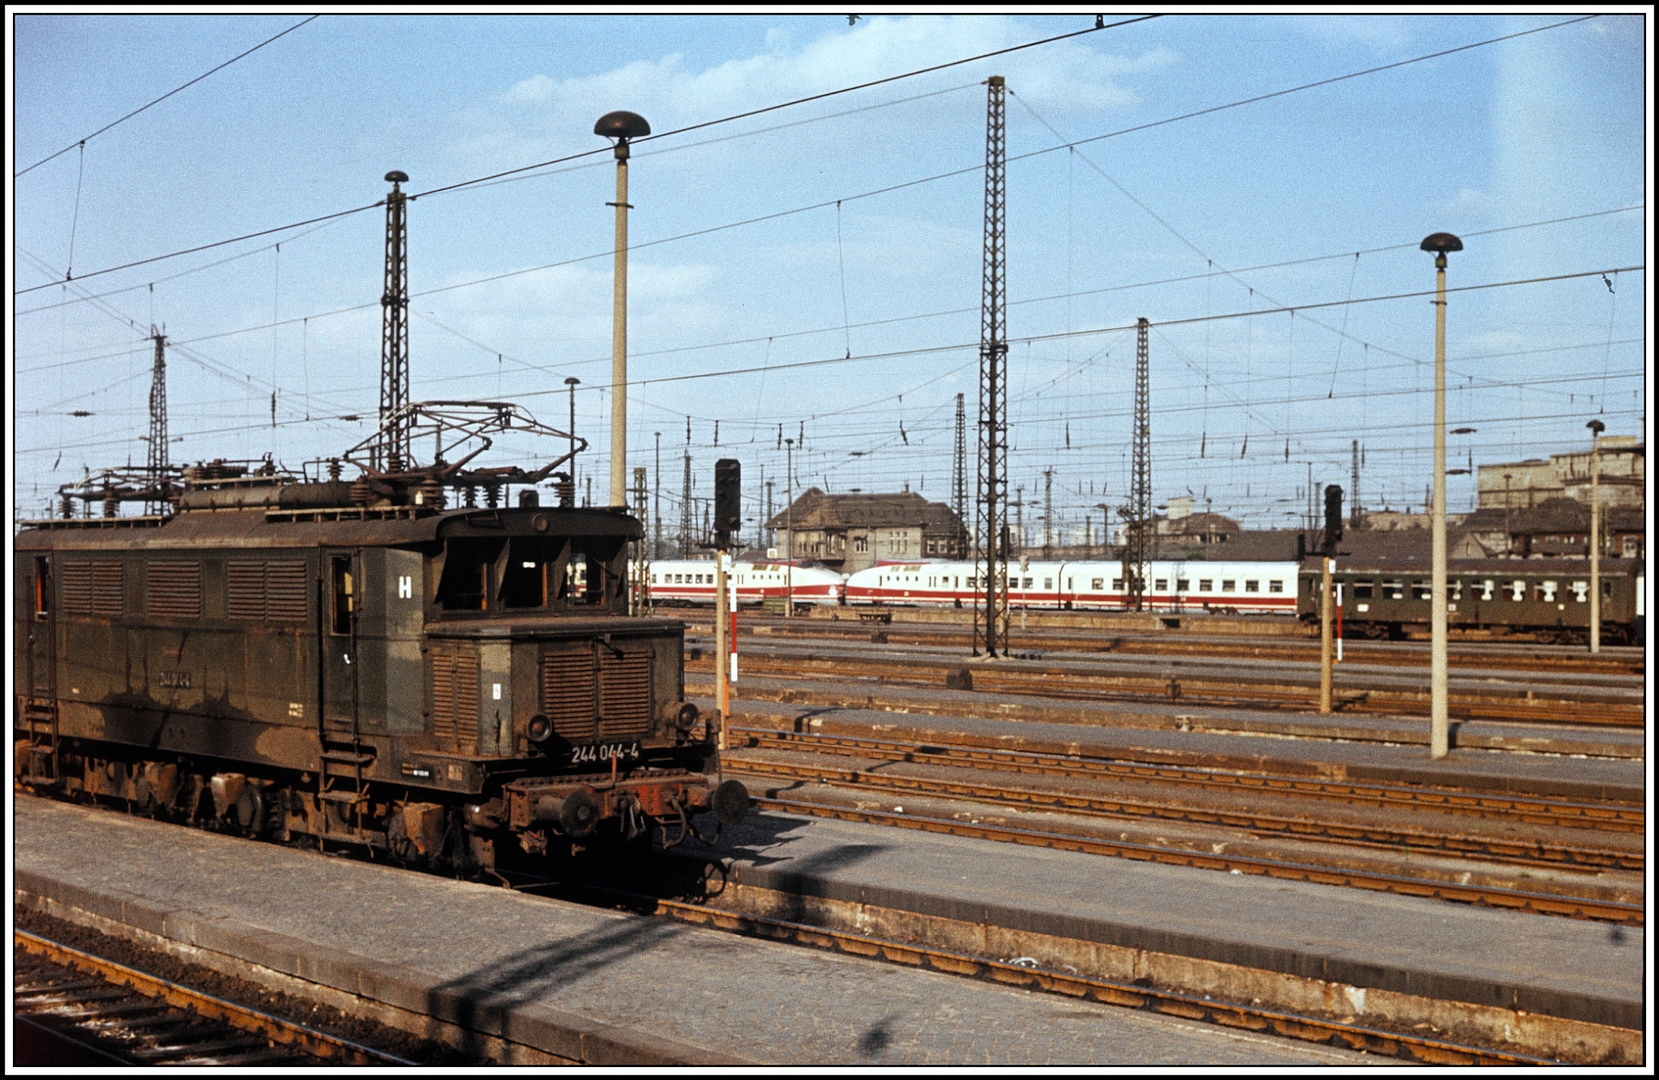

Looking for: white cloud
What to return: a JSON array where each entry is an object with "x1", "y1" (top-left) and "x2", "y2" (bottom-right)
[
  {"x1": 1287, "y1": 15, "x2": 1412, "y2": 53},
  {"x1": 469, "y1": 16, "x2": 1173, "y2": 169}
]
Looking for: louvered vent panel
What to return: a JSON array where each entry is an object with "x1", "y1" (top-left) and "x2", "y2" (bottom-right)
[
  {"x1": 431, "y1": 651, "x2": 457, "y2": 742},
  {"x1": 61, "y1": 562, "x2": 93, "y2": 616},
  {"x1": 598, "y1": 652, "x2": 653, "y2": 739},
  {"x1": 147, "y1": 561, "x2": 202, "y2": 619},
  {"x1": 227, "y1": 560, "x2": 266, "y2": 619},
  {"x1": 92, "y1": 561, "x2": 124, "y2": 617},
  {"x1": 429, "y1": 646, "x2": 478, "y2": 751},
  {"x1": 541, "y1": 649, "x2": 596, "y2": 741},
  {"x1": 266, "y1": 560, "x2": 309, "y2": 621}
]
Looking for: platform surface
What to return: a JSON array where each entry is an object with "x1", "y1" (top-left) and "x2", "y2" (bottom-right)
[
  {"x1": 13, "y1": 796, "x2": 1374, "y2": 1066},
  {"x1": 696, "y1": 803, "x2": 1643, "y2": 1029}
]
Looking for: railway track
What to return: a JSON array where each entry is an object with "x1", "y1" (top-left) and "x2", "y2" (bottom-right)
[
  {"x1": 13, "y1": 930, "x2": 413, "y2": 1066},
  {"x1": 720, "y1": 726, "x2": 1642, "y2": 926},
  {"x1": 726, "y1": 617, "x2": 1645, "y2": 676},
  {"x1": 732, "y1": 727, "x2": 1645, "y2": 832},
  {"x1": 724, "y1": 753, "x2": 1641, "y2": 873},
  {"x1": 691, "y1": 649, "x2": 1645, "y2": 728}
]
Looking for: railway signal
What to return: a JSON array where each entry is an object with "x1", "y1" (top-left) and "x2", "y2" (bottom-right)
[{"x1": 714, "y1": 459, "x2": 741, "y2": 749}]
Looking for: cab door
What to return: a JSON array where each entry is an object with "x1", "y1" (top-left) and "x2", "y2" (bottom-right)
[
  {"x1": 320, "y1": 550, "x2": 360, "y2": 729},
  {"x1": 27, "y1": 555, "x2": 56, "y2": 699}
]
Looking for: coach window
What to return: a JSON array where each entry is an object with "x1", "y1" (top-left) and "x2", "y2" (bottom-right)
[
  {"x1": 1221, "y1": 580, "x2": 1236, "y2": 593},
  {"x1": 1353, "y1": 581, "x2": 1373, "y2": 598},
  {"x1": 1198, "y1": 579, "x2": 1212, "y2": 592},
  {"x1": 331, "y1": 556, "x2": 356, "y2": 633},
  {"x1": 1268, "y1": 580, "x2": 1283, "y2": 594},
  {"x1": 1091, "y1": 578, "x2": 1104, "y2": 590},
  {"x1": 1572, "y1": 581, "x2": 1588, "y2": 602},
  {"x1": 1602, "y1": 580, "x2": 1614, "y2": 600},
  {"x1": 1244, "y1": 580, "x2": 1259, "y2": 593},
  {"x1": 1449, "y1": 580, "x2": 1463, "y2": 601},
  {"x1": 1509, "y1": 580, "x2": 1525, "y2": 601},
  {"x1": 1177, "y1": 578, "x2": 1190, "y2": 592},
  {"x1": 1044, "y1": 577, "x2": 1054, "y2": 589},
  {"x1": 1112, "y1": 578, "x2": 1125, "y2": 591},
  {"x1": 1155, "y1": 578, "x2": 1168, "y2": 591},
  {"x1": 1536, "y1": 581, "x2": 1557, "y2": 603},
  {"x1": 1383, "y1": 581, "x2": 1404, "y2": 600},
  {"x1": 1411, "y1": 581, "x2": 1431, "y2": 601}
]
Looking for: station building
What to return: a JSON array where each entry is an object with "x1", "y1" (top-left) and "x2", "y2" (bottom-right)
[{"x1": 766, "y1": 488, "x2": 965, "y2": 575}]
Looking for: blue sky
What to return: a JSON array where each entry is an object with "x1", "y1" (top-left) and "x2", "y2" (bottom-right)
[{"x1": 10, "y1": 13, "x2": 1649, "y2": 540}]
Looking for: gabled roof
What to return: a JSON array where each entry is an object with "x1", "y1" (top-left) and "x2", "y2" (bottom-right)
[{"x1": 767, "y1": 488, "x2": 963, "y2": 532}]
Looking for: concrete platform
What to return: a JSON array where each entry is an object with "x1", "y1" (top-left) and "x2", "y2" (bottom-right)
[
  {"x1": 693, "y1": 806, "x2": 1643, "y2": 1035},
  {"x1": 12, "y1": 797, "x2": 1373, "y2": 1066}
]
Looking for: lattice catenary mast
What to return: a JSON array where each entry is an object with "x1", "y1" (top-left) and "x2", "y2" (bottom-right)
[
  {"x1": 1128, "y1": 316, "x2": 1152, "y2": 610},
  {"x1": 952, "y1": 392, "x2": 967, "y2": 557},
  {"x1": 377, "y1": 171, "x2": 411, "y2": 472},
  {"x1": 146, "y1": 327, "x2": 168, "y2": 516},
  {"x1": 974, "y1": 76, "x2": 1009, "y2": 658}
]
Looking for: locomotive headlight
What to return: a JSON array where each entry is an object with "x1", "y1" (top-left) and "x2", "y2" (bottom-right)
[
  {"x1": 527, "y1": 714, "x2": 553, "y2": 743},
  {"x1": 675, "y1": 702, "x2": 700, "y2": 731}
]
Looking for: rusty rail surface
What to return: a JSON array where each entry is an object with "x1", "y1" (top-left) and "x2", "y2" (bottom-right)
[
  {"x1": 745, "y1": 795, "x2": 1643, "y2": 926},
  {"x1": 729, "y1": 618, "x2": 1645, "y2": 676},
  {"x1": 13, "y1": 930, "x2": 413, "y2": 1066},
  {"x1": 690, "y1": 652, "x2": 1644, "y2": 727},
  {"x1": 722, "y1": 755, "x2": 1641, "y2": 873},
  {"x1": 732, "y1": 727, "x2": 1645, "y2": 832}
]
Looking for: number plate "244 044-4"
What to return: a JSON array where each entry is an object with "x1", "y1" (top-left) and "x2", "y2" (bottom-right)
[{"x1": 568, "y1": 741, "x2": 641, "y2": 768}]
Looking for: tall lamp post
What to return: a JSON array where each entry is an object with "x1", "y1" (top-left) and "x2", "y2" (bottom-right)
[
  {"x1": 595, "y1": 110, "x2": 650, "y2": 508},
  {"x1": 1587, "y1": 419, "x2": 1605, "y2": 654},
  {"x1": 1421, "y1": 231, "x2": 1462, "y2": 760},
  {"x1": 784, "y1": 437, "x2": 795, "y2": 615}
]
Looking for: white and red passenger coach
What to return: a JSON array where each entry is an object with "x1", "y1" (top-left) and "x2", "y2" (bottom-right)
[
  {"x1": 647, "y1": 559, "x2": 844, "y2": 606},
  {"x1": 844, "y1": 559, "x2": 1300, "y2": 615}
]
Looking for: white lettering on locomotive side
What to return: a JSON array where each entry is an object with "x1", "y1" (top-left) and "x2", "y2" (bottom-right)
[
  {"x1": 492, "y1": 682, "x2": 502, "y2": 700},
  {"x1": 399, "y1": 575, "x2": 413, "y2": 598},
  {"x1": 288, "y1": 702, "x2": 305, "y2": 718}
]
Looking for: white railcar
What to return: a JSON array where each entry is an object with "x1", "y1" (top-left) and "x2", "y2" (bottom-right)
[
  {"x1": 647, "y1": 559, "x2": 844, "y2": 606},
  {"x1": 845, "y1": 559, "x2": 1299, "y2": 615}
]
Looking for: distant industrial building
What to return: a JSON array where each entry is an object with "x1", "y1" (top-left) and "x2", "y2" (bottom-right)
[
  {"x1": 767, "y1": 488, "x2": 965, "y2": 574},
  {"x1": 1477, "y1": 435, "x2": 1644, "y2": 510}
]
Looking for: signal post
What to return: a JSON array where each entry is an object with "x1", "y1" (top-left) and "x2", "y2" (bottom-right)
[
  {"x1": 1319, "y1": 485, "x2": 1343, "y2": 715},
  {"x1": 713, "y1": 460, "x2": 741, "y2": 751}
]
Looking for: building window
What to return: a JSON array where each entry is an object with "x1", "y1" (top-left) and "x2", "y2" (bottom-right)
[{"x1": 854, "y1": 535, "x2": 868, "y2": 553}]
